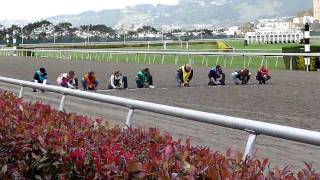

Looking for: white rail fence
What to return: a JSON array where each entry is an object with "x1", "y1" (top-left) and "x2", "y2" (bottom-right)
[
  {"x1": 1, "y1": 49, "x2": 319, "y2": 70},
  {"x1": 0, "y1": 76, "x2": 319, "y2": 160}
]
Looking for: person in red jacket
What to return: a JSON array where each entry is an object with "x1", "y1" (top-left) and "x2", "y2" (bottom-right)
[{"x1": 256, "y1": 65, "x2": 271, "y2": 84}]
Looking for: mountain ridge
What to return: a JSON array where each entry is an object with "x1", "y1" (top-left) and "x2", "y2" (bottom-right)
[{"x1": 1, "y1": 0, "x2": 313, "y2": 28}]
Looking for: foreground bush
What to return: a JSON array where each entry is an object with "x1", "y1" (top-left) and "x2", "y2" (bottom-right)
[{"x1": 0, "y1": 92, "x2": 318, "y2": 179}]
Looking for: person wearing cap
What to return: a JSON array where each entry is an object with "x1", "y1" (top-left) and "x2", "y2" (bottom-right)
[
  {"x1": 108, "y1": 70, "x2": 128, "y2": 89},
  {"x1": 135, "y1": 68, "x2": 154, "y2": 88},
  {"x1": 176, "y1": 64, "x2": 193, "y2": 87},
  {"x1": 231, "y1": 69, "x2": 251, "y2": 85},
  {"x1": 208, "y1": 64, "x2": 225, "y2": 86},
  {"x1": 81, "y1": 71, "x2": 99, "y2": 91},
  {"x1": 33, "y1": 67, "x2": 48, "y2": 92},
  {"x1": 57, "y1": 71, "x2": 78, "y2": 89}
]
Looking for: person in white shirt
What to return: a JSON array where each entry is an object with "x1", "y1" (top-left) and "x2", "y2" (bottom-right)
[
  {"x1": 57, "y1": 71, "x2": 78, "y2": 89},
  {"x1": 108, "y1": 70, "x2": 128, "y2": 89}
]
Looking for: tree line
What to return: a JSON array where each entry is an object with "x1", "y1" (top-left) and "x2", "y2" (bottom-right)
[{"x1": 0, "y1": 20, "x2": 219, "y2": 44}]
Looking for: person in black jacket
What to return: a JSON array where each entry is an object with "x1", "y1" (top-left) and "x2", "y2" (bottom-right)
[
  {"x1": 33, "y1": 67, "x2": 48, "y2": 92},
  {"x1": 175, "y1": 64, "x2": 193, "y2": 87}
]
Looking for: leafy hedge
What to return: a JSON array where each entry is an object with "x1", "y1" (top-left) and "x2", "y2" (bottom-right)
[
  {"x1": 0, "y1": 92, "x2": 319, "y2": 179},
  {"x1": 282, "y1": 45, "x2": 320, "y2": 71}
]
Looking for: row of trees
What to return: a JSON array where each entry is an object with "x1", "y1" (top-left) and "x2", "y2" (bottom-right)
[
  {"x1": 0, "y1": 20, "x2": 229, "y2": 44},
  {"x1": 0, "y1": 20, "x2": 119, "y2": 41}
]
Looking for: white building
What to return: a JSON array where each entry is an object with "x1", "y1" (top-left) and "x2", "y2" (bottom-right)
[
  {"x1": 226, "y1": 26, "x2": 240, "y2": 36},
  {"x1": 245, "y1": 29, "x2": 303, "y2": 44},
  {"x1": 245, "y1": 18, "x2": 303, "y2": 44},
  {"x1": 314, "y1": 0, "x2": 320, "y2": 21}
]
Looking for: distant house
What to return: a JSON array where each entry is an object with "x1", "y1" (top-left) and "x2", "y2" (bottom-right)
[
  {"x1": 226, "y1": 26, "x2": 240, "y2": 36},
  {"x1": 137, "y1": 33, "x2": 161, "y2": 39}
]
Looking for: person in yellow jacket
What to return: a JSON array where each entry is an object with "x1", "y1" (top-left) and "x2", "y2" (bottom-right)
[{"x1": 175, "y1": 64, "x2": 193, "y2": 87}]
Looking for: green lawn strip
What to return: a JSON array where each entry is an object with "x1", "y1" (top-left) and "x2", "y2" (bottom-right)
[{"x1": 32, "y1": 50, "x2": 285, "y2": 70}]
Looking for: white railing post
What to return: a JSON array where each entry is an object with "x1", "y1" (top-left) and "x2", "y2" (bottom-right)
[
  {"x1": 260, "y1": 56, "x2": 266, "y2": 67},
  {"x1": 243, "y1": 131, "x2": 258, "y2": 160},
  {"x1": 247, "y1": 57, "x2": 252, "y2": 67},
  {"x1": 205, "y1": 56, "x2": 209, "y2": 67},
  {"x1": 202, "y1": 56, "x2": 205, "y2": 65},
  {"x1": 134, "y1": 54, "x2": 138, "y2": 62},
  {"x1": 153, "y1": 55, "x2": 156, "y2": 63},
  {"x1": 161, "y1": 55, "x2": 165, "y2": 64},
  {"x1": 290, "y1": 56, "x2": 293, "y2": 70},
  {"x1": 125, "y1": 108, "x2": 134, "y2": 129},
  {"x1": 230, "y1": 56, "x2": 234, "y2": 67},
  {"x1": 59, "y1": 94, "x2": 67, "y2": 112},
  {"x1": 174, "y1": 55, "x2": 178, "y2": 65},
  {"x1": 18, "y1": 86, "x2": 24, "y2": 98}
]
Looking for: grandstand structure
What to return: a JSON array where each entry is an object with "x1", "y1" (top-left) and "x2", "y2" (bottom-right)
[
  {"x1": 245, "y1": 30, "x2": 303, "y2": 44},
  {"x1": 314, "y1": 0, "x2": 320, "y2": 21}
]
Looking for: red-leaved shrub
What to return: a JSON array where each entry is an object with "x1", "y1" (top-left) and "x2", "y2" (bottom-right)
[{"x1": 0, "y1": 92, "x2": 319, "y2": 179}]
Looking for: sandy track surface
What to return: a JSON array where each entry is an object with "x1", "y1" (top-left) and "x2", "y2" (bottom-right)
[{"x1": 0, "y1": 56, "x2": 319, "y2": 170}]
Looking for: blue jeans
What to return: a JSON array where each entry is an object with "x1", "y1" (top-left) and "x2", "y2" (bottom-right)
[
  {"x1": 231, "y1": 72, "x2": 240, "y2": 85},
  {"x1": 231, "y1": 72, "x2": 251, "y2": 85},
  {"x1": 175, "y1": 72, "x2": 181, "y2": 86}
]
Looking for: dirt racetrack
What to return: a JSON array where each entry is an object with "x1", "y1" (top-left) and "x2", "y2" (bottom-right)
[{"x1": 0, "y1": 56, "x2": 320, "y2": 171}]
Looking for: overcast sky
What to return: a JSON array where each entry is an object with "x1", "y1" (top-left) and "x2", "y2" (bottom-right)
[{"x1": 1, "y1": 0, "x2": 179, "y2": 20}]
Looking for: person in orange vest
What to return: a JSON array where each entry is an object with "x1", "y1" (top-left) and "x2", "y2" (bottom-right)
[
  {"x1": 175, "y1": 64, "x2": 193, "y2": 87},
  {"x1": 81, "y1": 71, "x2": 99, "y2": 91}
]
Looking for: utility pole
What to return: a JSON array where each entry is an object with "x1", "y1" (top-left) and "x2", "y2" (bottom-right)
[
  {"x1": 21, "y1": 26, "x2": 24, "y2": 45},
  {"x1": 6, "y1": 34, "x2": 9, "y2": 47},
  {"x1": 12, "y1": 30, "x2": 17, "y2": 56},
  {"x1": 304, "y1": 18, "x2": 311, "y2": 72},
  {"x1": 87, "y1": 26, "x2": 90, "y2": 44}
]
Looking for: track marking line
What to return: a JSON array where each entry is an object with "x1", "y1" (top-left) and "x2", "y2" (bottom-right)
[{"x1": 97, "y1": 87, "x2": 168, "y2": 92}]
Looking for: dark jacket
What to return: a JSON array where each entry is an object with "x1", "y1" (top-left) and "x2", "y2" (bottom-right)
[
  {"x1": 33, "y1": 71, "x2": 48, "y2": 83},
  {"x1": 208, "y1": 68, "x2": 223, "y2": 80}
]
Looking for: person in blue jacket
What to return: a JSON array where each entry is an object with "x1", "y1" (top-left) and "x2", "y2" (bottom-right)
[{"x1": 208, "y1": 65, "x2": 225, "y2": 86}]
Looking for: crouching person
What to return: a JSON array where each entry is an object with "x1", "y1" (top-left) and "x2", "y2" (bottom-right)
[
  {"x1": 231, "y1": 69, "x2": 251, "y2": 85},
  {"x1": 57, "y1": 71, "x2": 78, "y2": 89},
  {"x1": 176, "y1": 64, "x2": 193, "y2": 87},
  {"x1": 208, "y1": 65, "x2": 225, "y2": 86},
  {"x1": 256, "y1": 65, "x2": 271, "y2": 84},
  {"x1": 81, "y1": 71, "x2": 99, "y2": 91},
  {"x1": 33, "y1": 67, "x2": 48, "y2": 92},
  {"x1": 108, "y1": 70, "x2": 128, "y2": 89},
  {"x1": 136, "y1": 68, "x2": 154, "y2": 88}
]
